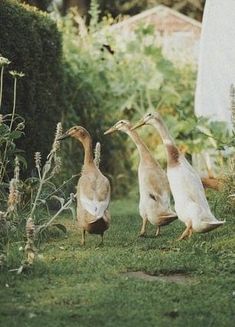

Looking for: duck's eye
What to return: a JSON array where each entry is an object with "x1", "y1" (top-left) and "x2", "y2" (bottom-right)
[
  {"x1": 120, "y1": 120, "x2": 124, "y2": 124},
  {"x1": 148, "y1": 113, "x2": 151, "y2": 117}
]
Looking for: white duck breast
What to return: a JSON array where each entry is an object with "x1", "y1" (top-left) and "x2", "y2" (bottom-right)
[
  {"x1": 167, "y1": 157, "x2": 224, "y2": 232},
  {"x1": 79, "y1": 171, "x2": 110, "y2": 222},
  {"x1": 80, "y1": 192, "x2": 110, "y2": 220}
]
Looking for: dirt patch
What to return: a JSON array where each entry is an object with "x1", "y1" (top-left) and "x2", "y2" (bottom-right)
[{"x1": 122, "y1": 271, "x2": 194, "y2": 285}]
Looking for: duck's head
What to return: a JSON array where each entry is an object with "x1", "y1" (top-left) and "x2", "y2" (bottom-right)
[
  {"x1": 131, "y1": 112, "x2": 160, "y2": 130},
  {"x1": 104, "y1": 120, "x2": 132, "y2": 135},
  {"x1": 58, "y1": 126, "x2": 90, "y2": 142}
]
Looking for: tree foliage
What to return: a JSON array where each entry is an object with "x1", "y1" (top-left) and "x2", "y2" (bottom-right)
[
  {"x1": 99, "y1": 0, "x2": 205, "y2": 21},
  {"x1": 21, "y1": 0, "x2": 205, "y2": 21},
  {"x1": 0, "y1": 0, "x2": 64, "y2": 174}
]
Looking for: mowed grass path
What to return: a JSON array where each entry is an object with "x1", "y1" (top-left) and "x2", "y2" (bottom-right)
[{"x1": 0, "y1": 196, "x2": 234, "y2": 327}]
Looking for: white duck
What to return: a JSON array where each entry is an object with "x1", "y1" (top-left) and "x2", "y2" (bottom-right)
[
  {"x1": 59, "y1": 126, "x2": 111, "y2": 245},
  {"x1": 104, "y1": 120, "x2": 177, "y2": 236},
  {"x1": 132, "y1": 112, "x2": 225, "y2": 240}
]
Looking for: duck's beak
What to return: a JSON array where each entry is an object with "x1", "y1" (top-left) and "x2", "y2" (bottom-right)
[
  {"x1": 104, "y1": 126, "x2": 116, "y2": 135},
  {"x1": 131, "y1": 119, "x2": 145, "y2": 131},
  {"x1": 57, "y1": 132, "x2": 70, "y2": 141}
]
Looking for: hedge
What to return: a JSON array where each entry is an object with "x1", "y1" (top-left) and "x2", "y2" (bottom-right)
[{"x1": 0, "y1": 0, "x2": 63, "y2": 174}]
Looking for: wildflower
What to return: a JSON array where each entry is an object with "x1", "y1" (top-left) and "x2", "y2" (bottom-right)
[
  {"x1": 14, "y1": 156, "x2": 20, "y2": 182},
  {"x1": 47, "y1": 122, "x2": 63, "y2": 159},
  {"x1": 53, "y1": 122, "x2": 63, "y2": 152},
  {"x1": 94, "y1": 142, "x2": 101, "y2": 167},
  {"x1": 0, "y1": 55, "x2": 10, "y2": 67},
  {"x1": 9, "y1": 70, "x2": 25, "y2": 78},
  {"x1": 7, "y1": 178, "x2": 19, "y2": 213},
  {"x1": 52, "y1": 156, "x2": 62, "y2": 175},
  {"x1": 16, "y1": 122, "x2": 25, "y2": 131},
  {"x1": 0, "y1": 211, "x2": 8, "y2": 237},
  {"x1": 26, "y1": 217, "x2": 35, "y2": 241},
  {"x1": 25, "y1": 217, "x2": 36, "y2": 265},
  {"x1": 34, "y1": 152, "x2": 41, "y2": 169}
]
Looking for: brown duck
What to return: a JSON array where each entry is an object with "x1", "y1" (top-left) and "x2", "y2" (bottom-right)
[{"x1": 59, "y1": 126, "x2": 111, "y2": 245}]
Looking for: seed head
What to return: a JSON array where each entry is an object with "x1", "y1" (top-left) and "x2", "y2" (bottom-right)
[
  {"x1": 25, "y1": 217, "x2": 36, "y2": 265},
  {"x1": 0, "y1": 55, "x2": 10, "y2": 67},
  {"x1": 14, "y1": 156, "x2": 20, "y2": 182},
  {"x1": 9, "y1": 70, "x2": 25, "y2": 78},
  {"x1": 53, "y1": 156, "x2": 62, "y2": 175},
  {"x1": 47, "y1": 122, "x2": 63, "y2": 159},
  {"x1": 16, "y1": 122, "x2": 25, "y2": 131},
  {"x1": 7, "y1": 178, "x2": 19, "y2": 213},
  {"x1": 53, "y1": 122, "x2": 63, "y2": 152},
  {"x1": 34, "y1": 152, "x2": 41, "y2": 169},
  {"x1": 26, "y1": 217, "x2": 35, "y2": 241}
]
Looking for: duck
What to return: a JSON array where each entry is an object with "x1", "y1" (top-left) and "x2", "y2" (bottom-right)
[
  {"x1": 104, "y1": 120, "x2": 177, "y2": 237},
  {"x1": 59, "y1": 126, "x2": 111, "y2": 245},
  {"x1": 132, "y1": 112, "x2": 225, "y2": 240}
]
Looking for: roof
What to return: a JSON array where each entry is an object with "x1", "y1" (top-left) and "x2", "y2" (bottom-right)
[{"x1": 110, "y1": 5, "x2": 202, "y2": 36}]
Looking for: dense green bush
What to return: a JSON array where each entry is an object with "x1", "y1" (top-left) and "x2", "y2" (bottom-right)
[{"x1": 0, "y1": 0, "x2": 63, "y2": 174}]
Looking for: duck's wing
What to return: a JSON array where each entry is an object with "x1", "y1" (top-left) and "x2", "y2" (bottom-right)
[
  {"x1": 146, "y1": 169, "x2": 170, "y2": 208},
  {"x1": 79, "y1": 173, "x2": 110, "y2": 220},
  {"x1": 180, "y1": 158, "x2": 214, "y2": 214}
]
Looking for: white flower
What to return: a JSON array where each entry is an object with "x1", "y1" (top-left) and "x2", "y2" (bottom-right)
[
  {"x1": 0, "y1": 55, "x2": 10, "y2": 67},
  {"x1": 9, "y1": 70, "x2": 25, "y2": 78},
  {"x1": 34, "y1": 152, "x2": 41, "y2": 169}
]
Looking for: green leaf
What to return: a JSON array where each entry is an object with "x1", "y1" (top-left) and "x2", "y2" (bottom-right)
[
  {"x1": 9, "y1": 130, "x2": 23, "y2": 140},
  {"x1": 51, "y1": 223, "x2": 67, "y2": 234},
  {"x1": 16, "y1": 154, "x2": 27, "y2": 168}
]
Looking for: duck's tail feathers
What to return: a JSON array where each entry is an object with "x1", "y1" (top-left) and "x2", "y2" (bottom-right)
[
  {"x1": 201, "y1": 220, "x2": 225, "y2": 232},
  {"x1": 210, "y1": 220, "x2": 225, "y2": 224},
  {"x1": 158, "y1": 213, "x2": 178, "y2": 226},
  {"x1": 94, "y1": 142, "x2": 101, "y2": 168}
]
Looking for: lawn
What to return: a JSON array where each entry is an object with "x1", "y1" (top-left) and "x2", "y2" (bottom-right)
[{"x1": 0, "y1": 196, "x2": 234, "y2": 327}]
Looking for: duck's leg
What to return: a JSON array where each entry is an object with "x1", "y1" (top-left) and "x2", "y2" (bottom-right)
[
  {"x1": 81, "y1": 229, "x2": 86, "y2": 246},
  {"x1": 188, "y1": 227, "x2": 193, "y2": 238},
  {"x1": 100, "y1": 233, "x2": 104, "y2": 246},
  {"x1": 177, "y1": 221, "x2": 192, "y2": 241},
  {"x1": 96, "y1": 233, "x2": 104, "y2": 248},
  {"x1": 155, "y1": 226, "x2": 161, "y2": 236},
  {"x1": 139, "y1": 216, "x2": 148, "y2": 237}
]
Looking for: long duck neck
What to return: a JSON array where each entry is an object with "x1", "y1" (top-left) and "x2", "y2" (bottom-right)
[
  {"x1": 81, "y1": 135, "x2": 94, "y2": 167},
  {"x1": 151, "y1": 117, "x2": 180, "y2": 167},
  {"x1": 126, "y1": 129, "x2": 153, "y2": 162}
]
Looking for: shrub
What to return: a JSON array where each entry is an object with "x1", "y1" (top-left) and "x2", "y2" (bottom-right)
[
  {"x1": 58, "y1": 7, "x2": 233, "y2": 196},
  {"x1": 57, "y1": 10, "x2": 199, "y2": 195},
  {"x1": 0, "y1": 0, "x2": 63, "y2": 174}
]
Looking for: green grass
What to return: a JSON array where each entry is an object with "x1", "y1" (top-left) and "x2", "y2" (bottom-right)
[{"x1": 0, "y1": 195, "x2": 235, "y2": 327}]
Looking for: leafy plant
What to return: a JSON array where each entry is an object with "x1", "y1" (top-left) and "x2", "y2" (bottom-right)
[
  {"x1": 0, "y1": 55, "x2": 75, "y2": 270},
  {"x1": 58, "y1": 6, "x2": 232, "y2": 195}
]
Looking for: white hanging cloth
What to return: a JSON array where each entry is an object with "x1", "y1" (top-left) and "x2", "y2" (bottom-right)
[{"x1": 195, "y1": 0, "x2": 235, "y2": 128}]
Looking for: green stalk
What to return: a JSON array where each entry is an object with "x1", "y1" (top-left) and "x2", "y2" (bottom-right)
[
  {"x1": 0, "y1": 77, "x2": 17, "y2": 182},
  {"x1": 30, "y1": 158, "x2": 51, "y2": 218},
  {"x1": 43, "y1": 174, "x2": 79, "y2": 201},
  {"x1": 0, "y1": 66, "x2": 4, "y2": 110},
  {"x1": 9, "y1": 77, "x2": 17, "y2": 131},
  {"x1": 36, "y1": 196, "x2": 73, "y2": 233}
]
